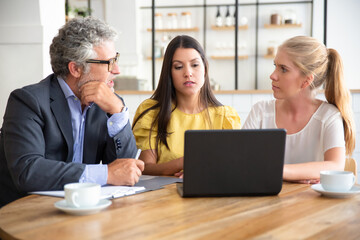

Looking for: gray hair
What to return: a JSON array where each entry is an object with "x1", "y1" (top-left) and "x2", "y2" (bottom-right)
[{"x1": 50, "y1": 17, "x2": 118, "y2": 79}]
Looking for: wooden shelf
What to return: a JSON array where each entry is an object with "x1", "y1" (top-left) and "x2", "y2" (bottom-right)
[
  {"x1": 147, "y1": 27, "x2": 199, "y2": 32},
  {"x1": 264, "y1": 23, "x2": 302, "y2": 28},
  {"x1": 264, "y1": 54, "x2": 275, "y2": 59},
  {"x1": 211, "y1": 55, "x2": 249, "y2": 60},
  {"x1": 211, "y1": 25, "x2": 248, "y2": 30}
]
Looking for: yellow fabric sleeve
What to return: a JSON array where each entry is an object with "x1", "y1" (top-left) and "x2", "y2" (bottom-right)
[
  {"x1": 221, "y1": 105, "x2": 242, "y2": 129},
  {"x1": 132, "y1": 99, "x2": 159, "y2": 151}
]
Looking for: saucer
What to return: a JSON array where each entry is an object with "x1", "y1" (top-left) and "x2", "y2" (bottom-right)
[
  {"x1": 311, "y1": 184, "x2": 360, "y2": 198},
  {"x1": 54, "y1": 199, "x2": 112, "y2": 215}
]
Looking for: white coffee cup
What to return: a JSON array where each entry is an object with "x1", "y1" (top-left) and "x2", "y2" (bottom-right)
[
  {"x1": 320, "y1": 170, "x2": 356, "y2": 192},
  {"x1": 64, "y1": 183, "x2": 101, "y2": 208}
]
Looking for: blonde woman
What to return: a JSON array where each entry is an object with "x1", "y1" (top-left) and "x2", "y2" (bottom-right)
[{"x1": 243, "y1": 36, "x2": 355, "y2": 183}]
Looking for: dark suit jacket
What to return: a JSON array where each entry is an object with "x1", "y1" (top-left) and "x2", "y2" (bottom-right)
[{"x1": 0, "y1": 74, "x2": 137, "y2": 207}]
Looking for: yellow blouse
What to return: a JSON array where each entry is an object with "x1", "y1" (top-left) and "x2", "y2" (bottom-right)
[{"x1": 132, "y1": 99, "x2": 241, "y2": 164}]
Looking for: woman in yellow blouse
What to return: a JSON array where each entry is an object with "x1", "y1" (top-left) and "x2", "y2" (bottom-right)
[{"x1": 132, "y1": 35, "x2": 241, "y2": 176}]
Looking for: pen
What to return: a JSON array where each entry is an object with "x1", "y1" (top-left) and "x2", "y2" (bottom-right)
[{"x1": 135, "y1": 149, "x2": 141, "y2": 160}]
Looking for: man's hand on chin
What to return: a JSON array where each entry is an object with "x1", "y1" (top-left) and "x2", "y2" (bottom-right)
[{"x1": 79, "y1": 80, "x2": 123, "y2": 114}]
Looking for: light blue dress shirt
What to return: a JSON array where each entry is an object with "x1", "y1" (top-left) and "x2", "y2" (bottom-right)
[{"x1": 57, "y1": 78, "x2": 129, "y2": 185}]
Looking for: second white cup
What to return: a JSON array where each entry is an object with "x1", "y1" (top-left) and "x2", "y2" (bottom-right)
[
  {"x1": 64, "y1": 183, "x2": 101, "y2": 208},
  {"x1": 320, "y1": 170, "x2": 355, "y2": 192}
]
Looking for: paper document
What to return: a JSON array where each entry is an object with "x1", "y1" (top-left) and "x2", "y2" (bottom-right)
[
  {"x1": 30, "y1": 185, "x2": 145, "y2": 199},
  {"x1": 29, "y1": 175, "x2": 181, "y2": 200},
  {"x1": 100, "y1": 186, "x2": 145, "y2": 199}
]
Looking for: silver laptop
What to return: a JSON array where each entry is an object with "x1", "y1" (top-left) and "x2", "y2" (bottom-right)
[{"x1": 177, "y1": 129, "x2": 286, "y2": 197}]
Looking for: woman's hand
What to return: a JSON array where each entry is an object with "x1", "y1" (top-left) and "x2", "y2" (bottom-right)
[
  {"x1": 174, "y1": 171, "x2": 183, "y2": 178},
  {"x1": 285, "y1": 179, "x2": 320, "y2": 184}
]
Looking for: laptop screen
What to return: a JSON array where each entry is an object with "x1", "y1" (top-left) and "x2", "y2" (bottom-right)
[{"x1": 181, "y1": 129, "x2": 286, "y2": 197}]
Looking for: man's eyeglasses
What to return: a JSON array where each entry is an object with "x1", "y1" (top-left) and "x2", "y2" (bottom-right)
[{"x1": 86, "y1": 52, "x2": 120, "y2": 72}]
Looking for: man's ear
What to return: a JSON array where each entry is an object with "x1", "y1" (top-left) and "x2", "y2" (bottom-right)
[
  {"x1": 68, "y1": 61, "x2": 82, "y2": 78},
  {"x1": 301, "y1": 74, "x2": 314, "y2": 89}
]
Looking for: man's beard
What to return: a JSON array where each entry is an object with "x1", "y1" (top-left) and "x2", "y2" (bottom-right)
[
  {"x1": 77, "y1": 74, "x2": 114, "y2": 93},
  {"x1": 77, "y1": 73, "x2": 94, "y2": 89}
]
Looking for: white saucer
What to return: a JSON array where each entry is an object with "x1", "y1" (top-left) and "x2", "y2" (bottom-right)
[
  {"x1": 54, "y1": 199, "x2": 112, "y2": 215},
  {"x1": 311, "y1": 184, "x2": 360, "y2": 198}
]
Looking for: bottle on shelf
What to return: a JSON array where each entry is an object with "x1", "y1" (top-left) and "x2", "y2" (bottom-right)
[
  {"x1": 225, "y1": 6, "x2": 232, "y2": 27},
  {"x1": 167, "y1": 13, "x2": 178, "y2": 29},
  {"x1": 161, "y1": 34, "x2": 172, "y2": 56},
  {"x1": 154, "y1": 13, "x2": 163, "y2": 29},
  {"x1": 270, "y1": 10, "x2": 282, "y2": 25},
  {"x1": 180, "y1": 12, "x2": 192, "y2": 29},
  {"x1": 267, "y1": 40, "x2": 278, "y2": 57},
  {"x1": 215, "y1": 6, "x2": 223, "y2": 27},
  {"x1": 210, "y1": 78, "x2": 220, "y2": 91},
  {"x1": 154, "y1": 39, "x2": 162, "y2": 58},
  {"x1": 238, "y1": 41, "x2": 247, "y2": 56},
  {"x1": 240, "y1": 16, "x2": 248, "y2": 26},
  {"x1": 283, "y1": 9, "x2": 297, "y2": 24}
]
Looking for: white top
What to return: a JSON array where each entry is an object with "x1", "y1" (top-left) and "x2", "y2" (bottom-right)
[{"x1": 242, "y1": 100, "x2": 345, "y2": 164}]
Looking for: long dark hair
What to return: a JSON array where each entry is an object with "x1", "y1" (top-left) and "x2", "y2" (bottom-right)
[{"x1": 132, "y1": 35, "x2": 222, "y2": 157}]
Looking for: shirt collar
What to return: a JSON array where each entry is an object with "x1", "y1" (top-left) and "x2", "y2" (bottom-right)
[
  {"x1": 57, "y1": 76, "x2": 76, "y2": 99},
  {"x1": 57, "y1": 76, "x2": 94, "y2": 108}
]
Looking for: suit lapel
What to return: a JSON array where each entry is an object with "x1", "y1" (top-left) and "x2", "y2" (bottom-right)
[{"x1": 49, "y1": 77, "x2": 74, "y2": 162}]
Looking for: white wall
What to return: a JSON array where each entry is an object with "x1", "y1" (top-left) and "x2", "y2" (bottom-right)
[
  {"x1": 327, "y1": 0, "x2": 360, "y2": 89},
  {"x1": 104, "y1": 0, "x2": 140, "y2": 76},
  {"x1": 0, "y1": 0, "x2": 65, "y2": 123}
]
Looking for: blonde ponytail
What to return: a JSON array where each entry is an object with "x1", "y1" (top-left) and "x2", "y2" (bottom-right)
[{"x1": 325, "y1": 49, "x2": 356, "y2": 156}]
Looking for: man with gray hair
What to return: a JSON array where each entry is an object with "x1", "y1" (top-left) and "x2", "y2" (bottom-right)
[{"x1": 0, "y1": 17, "x2": 144, "y2": 207}]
